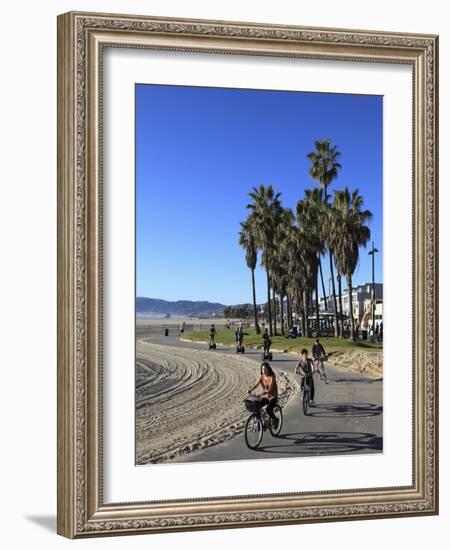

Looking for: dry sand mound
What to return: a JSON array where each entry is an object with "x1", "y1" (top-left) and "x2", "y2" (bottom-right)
[
  {"x1": 136, "y1": 341, "x2": 297, "y2": 464},
  {"x1": 330, "y1": 350, "x2": 383, "y2": 379}
]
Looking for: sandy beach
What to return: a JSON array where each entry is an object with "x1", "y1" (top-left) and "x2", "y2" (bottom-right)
[
  {"x1": 136, "y1": 316, "x2": 234, "y2": 327},
  {"x1": 136, "y1": 340, "x2": 298, "y2": 464},
  {"x1": 329, "y1": 350, "x2": 383, "y2": 379}
]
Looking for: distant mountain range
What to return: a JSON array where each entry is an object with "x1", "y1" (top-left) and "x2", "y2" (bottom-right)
[{"x1": 136, "y1": 297, "x2": 226, "y2": 317}]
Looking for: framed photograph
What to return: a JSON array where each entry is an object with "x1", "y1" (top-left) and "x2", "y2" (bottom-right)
[{"x1": 57, "y1": 11, "x2": 439, "y2": 538}]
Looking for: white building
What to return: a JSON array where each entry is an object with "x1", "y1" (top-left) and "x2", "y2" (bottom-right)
[{"x1": 319, "y1": 282, "x2": 383, "y2": 325}]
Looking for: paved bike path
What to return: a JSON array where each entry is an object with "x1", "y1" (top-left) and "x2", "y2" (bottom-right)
[{"x1": 140, "y1": 334, "x2": 383, "y2": 462}]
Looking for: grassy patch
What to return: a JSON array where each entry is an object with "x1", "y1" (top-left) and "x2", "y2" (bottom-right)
[{"x1": 183, "y1": 329, "x2": 382, "y2": 354}]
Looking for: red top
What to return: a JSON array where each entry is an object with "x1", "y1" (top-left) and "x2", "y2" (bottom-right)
[{"x1": 260, "y1": 374, "x2": 278, "y2": 401}]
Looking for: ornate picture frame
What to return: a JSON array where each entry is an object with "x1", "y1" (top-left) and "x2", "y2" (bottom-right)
[{"x1": 57, "y1": 11, "x2": 438, "y2": 538}]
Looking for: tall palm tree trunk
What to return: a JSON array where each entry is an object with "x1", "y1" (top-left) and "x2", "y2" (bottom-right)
[
  {"x1": 337, "y1": 273, "x2": 344, "y2": 338},
  {"x1": 286, "y1": 293, "x2": 292, "y2": 329},
  {"x1": 315, "y1": 273, "x2": 321, "y2": 337},
  {"x1": 272, "y1": 287, "x2": 278, "y2": 335},
  {"x1": 297, "y1": 290, "x2": 305, "y2": 337},
  {"x1": 289, "y1": 292, "x2": 294, "y2": 328},
  {"x1": 300, "y1": 291, "x2": 306, "y2": 337},
  {"x1": 280, "y1": 294, "x2": 285, "y2": 336},
  {"x1": 251, "y1": 268, "x2": 260, "y2": 334},
  {"x1": 266, "y1": 268, "x2": 273, "y2": 336},
  {"x1": 346, "y1": 273, "x2": 355, "y2": 340},
  {"x1": 329, "y1": 250, "x2": 339, "y2": 337},
  {"x1": 318, "y1": 257, "x2": 327, "y2": 311},
  {"x1": 303, "y1": 289, "x2": 310, "y2": 338}
]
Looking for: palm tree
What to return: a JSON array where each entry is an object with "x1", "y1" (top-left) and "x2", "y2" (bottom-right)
[
  {"x1": 307, "y1": 139, "x2": 342, "y2": 198},
  {"x1": 285, "y1": 224, "x2": 307, "y2": 336},
  {"x1": 327, "y1": 201, "x2": 345, "y2": 336},
  {"x1": 297, "y1": 188, "x2": 326, "y2": 336},
  {"x1": 271, "y1": 208, "x2": 294, "y2": 336},
  {"x1": 239, "y1": 220, "x2": 260, "y2": 334},
  {"x1": 332, "y1": 187, "x2": 372, "y2": 340},
  {"x1": 288, "y1": 225, "x2": 317, "y2": 338},
  {"x1": 283, "y1": 197, "x2": 318, "y2": 338},
  {"x1": 246, "y1": 184, "x2": 283, "y2": 337},
  {"x1": 307, "y1": 139, "x2": 342, "y2": 337}
]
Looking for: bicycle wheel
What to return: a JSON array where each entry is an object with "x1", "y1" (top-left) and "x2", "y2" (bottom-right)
[
  {"x1": 244, "y1": 414, "x2": 263, "y2": 449},
  {"x1": 318, "y1": 361, "x2": 326, "y2": 381},
  {"x1": 269, "y1": 405, "x2": 283, "y2": 436},
  {"x1": 302, "y1": 386, "x2": 309, "y2": 415}
]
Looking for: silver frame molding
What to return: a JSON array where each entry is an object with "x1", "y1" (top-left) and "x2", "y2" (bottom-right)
[{"x1": 57, "y1": 11, "x2": 439, "y2": 538}]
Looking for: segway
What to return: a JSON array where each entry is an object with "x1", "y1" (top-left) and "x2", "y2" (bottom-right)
[
  {"x1": 236, "y1": 339, "x2": 245, "y2": 353},
  {"x1": 208, "y1": 339, "x2": 217, "y2": 350},
  {"x1": 262, "y1": 339, "x2": 273, "y2": 361}
]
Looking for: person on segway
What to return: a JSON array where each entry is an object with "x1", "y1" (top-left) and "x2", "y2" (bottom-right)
[
  {"x1": 209, "y1": 323, "x2": 217, "y2": 349},
  {"x1": 235, "y1": 325, "x2": 244, "y2": 353},
  {"x1": 262, "y1": 327, "x2": 272, "y2": 360}
]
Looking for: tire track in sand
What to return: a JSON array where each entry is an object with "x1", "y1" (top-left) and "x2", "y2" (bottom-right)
[{"x1": 136, "y1": 341, "x2": 298, "y2": 464}]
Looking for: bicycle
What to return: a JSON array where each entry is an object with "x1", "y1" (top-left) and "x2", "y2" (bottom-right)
[
  {"x1": 314, "y1": 355, "x2": 327, "y2": 383},
  {"x1": 243, "y1": 395, "x2": 283, "y2": 449},
  {"x1": 300, "y1": 373, "x2": 314, "y2": 416}
]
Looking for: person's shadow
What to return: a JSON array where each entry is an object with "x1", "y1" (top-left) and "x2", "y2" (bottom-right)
[{"x1": 25, "y1": 515, "x2": 56, "y2": 533}]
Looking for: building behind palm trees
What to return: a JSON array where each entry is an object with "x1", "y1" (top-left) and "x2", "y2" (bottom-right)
[{"x1": 319, "y1": 282, "x2": 383, "y2": 325}]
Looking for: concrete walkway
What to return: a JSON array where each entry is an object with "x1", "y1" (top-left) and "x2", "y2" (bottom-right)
[{"x1": 138, "y1": 333, "x2": 383, "y2": 462}]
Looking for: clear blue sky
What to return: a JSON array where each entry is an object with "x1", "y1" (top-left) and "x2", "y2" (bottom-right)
[{"x1": 136, "y1": 84, "x2": 383, "y2": 305}]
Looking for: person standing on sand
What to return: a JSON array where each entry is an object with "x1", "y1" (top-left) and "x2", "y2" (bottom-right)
[{"x1": 247, "y1": 362, "x2": 279, "y2": 428}]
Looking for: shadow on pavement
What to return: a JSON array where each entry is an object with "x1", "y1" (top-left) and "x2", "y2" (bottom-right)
[
  {"x1": 256, "y1": 431, "x2": 383, "y2": 455},
  {"x1": 306, "y1": 402, "x2": 382, "y2": 418},
  {"x1": 331, "y1": 377, "x2": 383, "y2": 384}
]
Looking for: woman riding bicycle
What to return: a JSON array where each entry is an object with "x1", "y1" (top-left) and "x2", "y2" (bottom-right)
[
  {"x1": 295, "y1": 348, "x2": 315, "y2": 404},
  {"x1": 247, "y1": 362, "x2": 279, "y2": 429}
]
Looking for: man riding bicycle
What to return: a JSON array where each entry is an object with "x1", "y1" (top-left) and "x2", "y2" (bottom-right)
[
  {"x1": 295, "y1": 348, "x2": 315, "y2": 404},
  {"x1": 312, "y1": 338, "x2": 327, "y2": 383}
]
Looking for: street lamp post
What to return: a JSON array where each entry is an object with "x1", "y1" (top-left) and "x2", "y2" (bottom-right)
[{"x1": 368, "y1": 241, "x2": 379, "y2": 340}]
